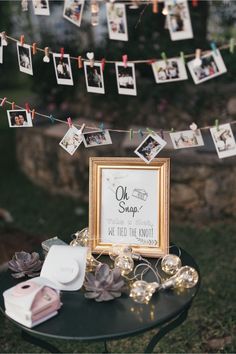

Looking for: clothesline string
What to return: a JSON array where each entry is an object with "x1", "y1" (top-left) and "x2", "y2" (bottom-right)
[{"x1": 1, "y1": 97, "x2": 236, "y2": 133}]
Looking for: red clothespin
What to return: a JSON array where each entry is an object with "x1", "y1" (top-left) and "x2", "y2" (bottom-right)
[
  {"x1": 31, "y1": 109, "x2": 36, "y2": 120},
  {"x1": 77, "y1": 56, "x2": 83, "y2": 69},
  {"x1": 67, "y1": 117, "x2": 72, "y2": 128},
  {"x1": 148, "y1": 59, "x2": 156, "y2": 65},
  {"x1": 60, "y1": 47, "x2": 64, "y2": 60},
  {"x1": 122, "y1": 54, "x2": 128, "y2": 68},
  {"x1": 0, "y1": 97, "x2": 7, "y2": 107},
  {"x1": 152, "y1": 0, "x2": 158, "y2": 13},
  {"x1": 32, "y1": 43, "x2": 37, "y2": 55},
  {"x1": 192, "y1": 0, "x2": 198, "y2": 7},
  {"x1": 20, "y1": 35, "x2": 24, "y2": 46},
  {"x1": 25, "y1": 102, "x2": 30, "y2": 113},
  {"x1": 11, "y1": 102, "x2": 15, "y2": 110},
  {"x1": 101, "y1": 58, "x2": 106, "y2": 71}
]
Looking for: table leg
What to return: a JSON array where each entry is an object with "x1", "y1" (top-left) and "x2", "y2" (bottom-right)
[
  {"x1": 144, "y1": 307, "x2": 189, "y2": 353},
  {"x1": 103, "y1": 340, "x2": 109, "y2": 353},
  {"x1": 21, "y1": 330, "x2": 61, "y2": 353}
]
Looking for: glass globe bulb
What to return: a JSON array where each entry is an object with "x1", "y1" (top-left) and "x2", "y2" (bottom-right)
[
  {"x1": 161, "y1": 254, "x2": 182, "y2": 275},
  {"x1": 161, "y1": 266, "x2": 199, "y2": 289},
  {"x1": 114, "y1": 255, "x2": 134, "y2": 275},
  {"x1": 109, "y1": 244, "x2": 133, "y2": 260},
  {"x1": 130, "y1": 280, "x2": 159, "y2": 304}
]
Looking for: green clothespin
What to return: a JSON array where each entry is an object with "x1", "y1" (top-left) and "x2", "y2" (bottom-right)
[
  {"x1": 146, "y1": 127, "x2": 154, "y2": 135},
  {"x1": 170, "y1": 127, "x2": 175, "y2": 133},
  {"x1": 215, "y1": 119, "x2": 219, "y2": 131},
  {"x1": 180, "y1": 51, "x2": 185, "y2": 64},
  {"x1": 49, "y1": 115, "x2": 55, "y2": 124},
  {"x1": 129, "y1": 128, "x2": 134, "y2": 141},
  {"x1": 161, "y1": 52, "x2": 167, "y2": 62},
  {"x1": 229, "y1": 38, "x2": 235, "y2": 54}
]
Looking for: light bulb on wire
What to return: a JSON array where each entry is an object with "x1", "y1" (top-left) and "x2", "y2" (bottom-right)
[{"x1": 161, "y1": 266, "x2": 199, "y2": 290}]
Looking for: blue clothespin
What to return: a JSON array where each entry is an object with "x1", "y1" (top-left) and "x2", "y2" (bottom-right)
[
  {"x1": 138, "y1": 129, "x2": 143, "y2": 138},
  {"x1": 210, "y1": 42, "x2": 218, "y2": 55},
  {"x1": 49, "y1": 115, "x2": 55, "y2": 124},
  {"x1": 99, "y1": 123, "x2": 104, "y2": 132}
]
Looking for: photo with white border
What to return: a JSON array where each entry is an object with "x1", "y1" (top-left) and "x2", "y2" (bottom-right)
[
  {"x1": 0, "y1": 36, "x2": 3, "y2": 64},
  {"x1": 32, "y1": 0, "x2": 50, "y2": 16},
  {"x1": 63, "y1": 0, "x2": 85, "y2": 27},
  {"x1": 135, "y1": 134, "x2": 167, "y2": 164},
  {"x1": 84, "y1": 62, "x2": 105, "y2": 94},
  {"x1": 170, "y1": 129, "x2": 204, "y2": 149},
  {"x1": 7, "y1": 109, "x2": 33, "y2": 128},
  {"x1": 210, "y1": 123, "x2": 236, "y2": 159},
  {"x1": 53, "y1": 53, "x2": 74, "y2": 86},
  {"x1": 152, "y1": 57, "x2": 188, "y2": 83},
  {"x1": 83, "y1": 130, "x2": 112, "y2": 148},
  {"x1": 166, "y1": 0, "x2": 193, "y2": 41},
  {"x1": 187, "y1": 49, "x2": 227, "y2": 85},
  {"x1": 16, "y1": 43, "x2": 33, "y2": 76},
  {"x1": 106, "y1": 3, "x2": 128, "y2": 41},
  {"x1": 59, "y1": 125, "x2": 83, "y2": 155},
  {"x1": 115, "y1": 62, "x2": 137, "y2": 96}
]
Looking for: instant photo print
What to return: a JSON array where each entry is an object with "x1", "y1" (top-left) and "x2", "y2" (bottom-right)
[
  {"x1": 210, "y1": 123, "x2": 236, "y2": 159},
  {"x1": 187, "y1": 50, "x2": 227, "y2": 84},
  {"x1": 135, "y1": 134, "x2": 167, "y2": 164},
  {"x1": 83, "y1": 130, "x2": 112, "y2": 148},
  {"x1": 166, "y1": 0, "x2": 193, "y2": 41},
  {"x1": 53, "y1": 53, "x2": 74, "y2": 86},
  {"x1": 59, "y1": 125, "x2": 83, "y2": 155},
  {"x1": 7, "y1": 109, "x2": 33, "y2": 128},
  {"x1": 32, "y1": 0, "x2": 50, "y2": 16},
  {"x1": 170, "y1": 129, "x2": 204, "y2": 149},
  {"x1": 63, "y1": 0, "x2": 85, "y2": 27},
  {"x1": 152, "y1": 57, "x2": 188, "y2": 83},
  {"x1": 84, "y1": 62, "x2": 105, "y2": 94},
  {"x1": 16, "y1": 43, "x2": 33, "y2": 75},
  {"x1": 115, "y1": 62, "x2": 137, "y2": 96},
  {"x1": 106, "y1": 3, "x2": 128, "y2": 41}
]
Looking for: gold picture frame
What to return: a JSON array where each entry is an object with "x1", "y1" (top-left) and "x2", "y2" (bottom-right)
[{"x1": 89, "y1": 157, "x2": 170, "y2": 258}]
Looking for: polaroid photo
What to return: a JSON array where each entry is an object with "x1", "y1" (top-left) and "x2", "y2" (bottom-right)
[
  {"x1": 32, "y1": 0, "x2": 50, "y2": 15},
  {"x1": 134, "y1": 134, "x2": 167, "y2": 164},
  {"x1": 210, "y1": 123, "x2": 236, "y2": 159},
  {"x1": 84, "y1": 62, "x2": 105, "y2": 94},
  {"x1": 0, "y1": 35, "x2": 3, "y2": 64},
  {"x1": 187, "y1": 50, "x2": 227, "y2": 85},
  {"x1": 7, "y1": 109, "x2": 33, "y2": 128},
  {"x1": 63, "y1": 0, "x2": 85, "y2": 27},
  {"x1": 166, "y1": 0, "x2": 193, "y2": 41},
  {"x1": 152, "y1": 57, "x2": 188, "y2": 83},
  {"x1": 106, "y1": 3, "x2": 128, "y2": 41},
  {"x1": 53, "y1": 54, "x2": 74, "y2": 86},
  {"x1": 16, "y1": 43, "x2": 33, "y2": 76},
  {"x1": 115, "y1": 62, "x2": 137, "y2": 96},
  {"x1": 83, "y1": 130, "x2": 112, "y2": 148},
  {"x1": 59, "y1": 125, "x2": 83, "y2": 156},
  {"x1": 170, "y1": 129, "x2": 204, "y2": 149}
]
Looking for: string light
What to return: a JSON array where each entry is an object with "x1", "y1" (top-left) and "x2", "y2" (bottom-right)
[
  {"x1": 130, "y1": 280, "x2": 159, "y2": 304},
  {"x1": 161, "y1": 266, "x2": 199, "y2": 289},
  {"x1": 161, "y1": 254, "x2": 182, "y2": 275}
]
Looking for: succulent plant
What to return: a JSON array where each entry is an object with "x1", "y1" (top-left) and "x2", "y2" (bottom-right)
[
  {"x1": 84, "y1": 263, "x2": 125, "y2": 302},
  {"x1": 8, "y1": 251, "x2": 43, "y2": 279}
]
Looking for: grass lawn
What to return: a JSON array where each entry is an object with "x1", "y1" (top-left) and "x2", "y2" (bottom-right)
[{"x1": 0, "y1": 117, "x2": 235, "y2": 353}]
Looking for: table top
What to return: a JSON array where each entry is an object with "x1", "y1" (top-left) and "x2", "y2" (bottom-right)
[{"x1": 0, "y1": 246, "x2": 200, "y2": 342}]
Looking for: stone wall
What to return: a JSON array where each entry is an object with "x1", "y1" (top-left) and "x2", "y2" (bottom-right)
[{"x1": 16, "y1": 125, "x2": 236, "y2": 223}]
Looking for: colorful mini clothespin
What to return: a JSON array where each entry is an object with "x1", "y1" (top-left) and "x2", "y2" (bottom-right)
[
  {"x1": 170, "y1": 127, "x2": 175, "y2": 133},
  {"x1": 146, "y1": 127, "x2": 154, "y2": 135},
  {"x1": 190, "y1": 122, "x2": 198, "y2": 131},
  {"x1": 77, "y1": 56, "x2": 83, "y2": 69},
  {"x1": 161, "y1": 52, "x2": 167, "y2": 63},
  {"x1": 101, "y1": 58, "x2": 106, "y2": 71},
  {"x1": 60, "y1": 47, "x2": 64, "y2": 60},
  {"x1": 180, "y1": 51, "x2": 185, "y2": 63},
  {"x1": 1, "y1": 32, "x2": 8, "y2": 46},
  {"x1": 99, "y1": 123, "x2": 104, "y2": 132},
  {"x1": 43, "y1": 47, "x2": 50, "y2": 63},
  {"x1": 138, "y1": 129, "x2": 143, "y2": 138},
  {"x1": 25, "y1": 103, "x2": 30, "y2": 113},
  {"x1": 193, "y1": 49, "x2": 202, "y2": 67},
  {"x1": 160, "y1": 129, "x2": 164, "y2": 140},
  {"x1": 32, "y1": 43, "x2": 37, "y2": 55},
  {"x1": 80, "y1": 123, "x2": 85, "y2": 133},
  {"x1": 0, "y1": 97, "x2": 7, "y2": 107},
  {"x1": 20, "y1": 35, "x2": 25, "y2": 46},
  {"x1": 229, "y1": 38, "x2": 235, "y2": 54},
  {"x1": 152, "y1": 0, "x2": 158, "y2": 13},
  {"x1": 67, "y1": 117, "x2": 72, "y2": 128},
  {"x1": 49, "y1": 115, "x2": 55, "y2": 124},
  {"x1": 11, "y1": 102, "x2": 15, "y2": 110},
  {"x1": 215, "y1": 119, "x2": 219, "y2": 131},
  {"x1": 31, "y1": 109, "x2": 36, "y2": 120},
  {"x1": 129, "y1": 129, "x2": 134, "y2": 140},
  {"x1": 86, "y1": 52, "x2": 94, "y2": 67},
  {"x1": 148, "y1": 59, "x2": 156, "y2": 65},
  {"x1": 122, "y1": 54, "x2": 128, "y2": 68},
  {"x1": 192, "y1": 0, "x2": 198, "y2": 7},
  {"x1": 210, "y1": 42, "x2": 217, "y2": 55}
]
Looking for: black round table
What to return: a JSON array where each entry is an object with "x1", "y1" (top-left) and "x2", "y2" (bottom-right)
[{"x1": 0, "y1": 247, "x2": 200, "y2": 353}]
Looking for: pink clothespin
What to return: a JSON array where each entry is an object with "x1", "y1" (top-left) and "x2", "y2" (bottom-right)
[
  {"x1": 60, "y1": 48, "x2": 64, "y2": 60},
  {"x1": 148, "y1": 59, "x2": 156, "y2": 65},
  {"x1": 0, "y1": 97, "x2": 7, "y2": 107},
  {"x1": 77, "y1": 56, "x2": 83, "y2": 69},
  {"x1": 67, "y1": 117, "x2": 72, "y2": 128},
  {"x1": 31, "y1": 109, "x2": 36, "y2": 120},
  {"x1": 101, "y1": 58, "x2": 106, "y2": 71},
  {"x1": 20, "y1": 35, "x2": 24, "y2": 46},
  {"x1": 32, "y1": 43, "x2": 37, "y2": 55},
  {"x1": 25, "y1": 102, "x2": 30, "y2": 113},
  {"x1": 11, "y1": 102, "x2": 15, "y2": 110},
  {"x1": 122, "y1": 54, "x2": 128, "y2": 68}
]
